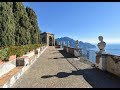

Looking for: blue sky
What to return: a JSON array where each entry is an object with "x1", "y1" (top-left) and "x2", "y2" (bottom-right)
[{"x1": 23, "y1": 2, "x2": 120, "y2": 44}]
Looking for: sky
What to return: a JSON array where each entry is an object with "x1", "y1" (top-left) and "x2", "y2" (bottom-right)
[{"x1": 23, "y1": 2, "x2": 120, "y2": 44}]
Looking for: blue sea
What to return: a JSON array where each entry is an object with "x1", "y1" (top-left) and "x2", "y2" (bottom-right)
[
  {"x1": 90, "y1": 44, "x2": 120, "y2": 56},
  {"x1": 88, "y1": 44, "x2": 120, "y2": 63}
]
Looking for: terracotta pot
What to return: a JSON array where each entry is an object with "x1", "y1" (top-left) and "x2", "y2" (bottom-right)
[
  {"x1": 30, "y1": 50, "x2": 34, "y2": 53},
  {"x1": 0, "y1": 60, "x2": 3, "y2": 64},
  {"x1": 35, "y1": 50, "x2": 38, "y2": 54},
  {"x1": 9, "y1": 55, "x2": 16, "y2": 61}
]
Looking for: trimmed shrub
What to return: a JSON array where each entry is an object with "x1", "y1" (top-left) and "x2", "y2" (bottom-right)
[
  {"x1": 0, "y1": 48, "x2": 9, "y2": 61},
  {"x1": 0, "y1": 44, "x2": 45, "y2": 59}
]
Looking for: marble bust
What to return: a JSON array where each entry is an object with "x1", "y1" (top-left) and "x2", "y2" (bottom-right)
[{"x1": 97, "y1": 36, "x2": 106, "y2": 54}]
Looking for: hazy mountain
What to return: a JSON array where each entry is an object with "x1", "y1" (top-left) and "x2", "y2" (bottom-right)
[{"x1": 56, "y1": 37, "x2": 96, "y2": 49}]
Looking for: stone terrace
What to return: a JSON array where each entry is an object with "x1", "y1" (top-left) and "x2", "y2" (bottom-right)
[{"x1": 11, "y1": 46, "x2": 120, "y2": 88}]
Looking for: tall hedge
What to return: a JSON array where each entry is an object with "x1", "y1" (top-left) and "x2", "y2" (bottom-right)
[
  {"x1": 13, "y1": 2, "x2": 34, "y2": 45},
  {"x1": 0, "y1": 2, "x2": 42, "y2": 47},
  {"x1": 26, "y1": 7, "x2": 41, "y2": 44},
  {"x1": 0, "y1": 2, "x2": 15, "y2": 47}
]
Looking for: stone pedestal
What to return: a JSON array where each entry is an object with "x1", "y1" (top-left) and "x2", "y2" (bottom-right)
[
  {"x1": 16, "y1": 56, "x2": 29, "y2": 66},
  {"x1": 66, "y1": 47, "x2": 69, "y2": 53},
  {"x1": 74, "y1": 49, "x2": 80, "y2": 57},
  {"x1": 96, "y1": 52, "x2": 107, "y2": 71}
]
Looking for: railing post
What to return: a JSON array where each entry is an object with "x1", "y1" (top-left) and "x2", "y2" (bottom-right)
[
  {"x1": 67, "y1": 41, "x2": 70, "y2": 53},
  {"x1": 74, "y1": 40, "x2": 80, "y2": 57},
  {"x1": 96, "y1": 53, "x2": 107, "y2": 71},
  {"x1": 58, "y1": 42, "x2": 60, "y2": 46},
  {"x1": 87, "y1": 50, "x2": 89, "y2": 59},
  {"x1": 63, "y1": 41, "x2": 65, "y2": 50},
  {"x1": 60, "y1": 41, "x2": 62, "y2": 49},
  {"x1": 63, "y1": 41, "x2": 65, "y2": 46}
]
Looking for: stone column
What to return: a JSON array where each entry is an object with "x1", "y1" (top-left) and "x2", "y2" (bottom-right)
[
  {"x1": 58, "y1": 42, "x2": 60, "y2": 46},
  {"x1": 76, "y1": 40, "x2": 79, "y2": 49},
  {"x1": 54, "y1": 38, "x2": 55, "y2": 46},
  {"x1": 47, "y1": 35, "x2": 49, "y2": 46},
  {"x1": 67, "y1": 41, "x2": 70, "y2": 47},
  {"x1": 67, "y1": 41, "x2": 70, "y2": 53},
  {"x1": 87, "y1": 50, "x2": 89, "y2": 59},
  {"x1": 63, "y1": 41, "x2": 66, "y2": 46},
  {"x1": 60, "y1": 41, "x2": 62, "y2": 48},
  {"x1": 63, "y1": 41, "x2": 66, "y2": 50}
]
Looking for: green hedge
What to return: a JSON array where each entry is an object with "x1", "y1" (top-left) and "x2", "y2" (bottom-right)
[
  {"x1": 0, "y1": 48, "x2": 9, "y2": 61},
  {"x1": 0, "y1": 44, "x2": 46, "y2": 60}
]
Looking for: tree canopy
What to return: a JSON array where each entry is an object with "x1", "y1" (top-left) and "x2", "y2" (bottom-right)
[{"x1": 0, "y1": 2, "x2": 41, "y2": 47}]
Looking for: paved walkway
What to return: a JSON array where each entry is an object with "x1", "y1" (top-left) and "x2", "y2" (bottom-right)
[
  {"x1": 11, "y1": 46, "x2": 92, "y2": 88},
  {"x1": 11, "y1": 46, "x2": 120, "y2": 88}
]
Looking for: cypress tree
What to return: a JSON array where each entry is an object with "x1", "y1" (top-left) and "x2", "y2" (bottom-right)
[
  {"x1": 26, "y1": 7, "x2": 41, "y2": 44},
  {"x1": 13, "y1": 2, "x2": 33, "y2": 45},
  {"x1": 0, "y1": 2, "x2": 15, "y2": 47}
]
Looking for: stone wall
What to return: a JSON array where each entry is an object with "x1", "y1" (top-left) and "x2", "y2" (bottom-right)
[
  {"x1": 55, "y1": 45, "x2": 60, "y2": 48},
  {"x1": 63, "y1": 46, "x2": 80, "y2": 57},
  {"x1": 0, "y1": 45, "x2": 48, "y2": 88},
  {"x1": 96, "y1": 53, "x2": 120, "y2": 77},
  {"x1": 105, "y1": 54, "x2": 120, "y2": 77},
  {"x1": 68, "y1": 47, "x2": 74, "y2": 56},
  {"x1": 64, "y1": 46, "x2": 120, "y2": 77},
  {"x1": 0, "y1": 60, "x2": 16, "y2": 77},
  {"x1": 63, "y1": 46, "x2": 67, "y2": 52}
]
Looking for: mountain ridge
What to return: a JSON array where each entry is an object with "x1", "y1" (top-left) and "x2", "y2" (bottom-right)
[{"x1": 56, "y1": 37, "x2": 96, "y2": 49}]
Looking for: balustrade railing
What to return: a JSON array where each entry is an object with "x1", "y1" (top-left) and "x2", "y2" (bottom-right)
[
  {"x1": 60, "y1": 40, "x2": 120, "y2": 77},
  {"x1": 61, "y1": 43, "x2": 97, "y2": 64},
  {"x1": 79, "y1": 49, "x2": 96, "y2": 63}
]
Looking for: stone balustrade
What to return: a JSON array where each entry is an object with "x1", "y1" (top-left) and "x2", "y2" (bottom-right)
[
  {"x1": 0, "y1": 45, "x2": 48, "y2": 88},
  {"x1": 16, "y1": 45, "x2": 47, "y2": 67},
  {"x1": 63, "y1": 45, "x2": 120, "y2": 77},
  {"x1": 97, "y1": 54, "x2": 120, "y2": 77},
  {"x1": 0, "y1": 59, "x2": 16, "y2": 77},
  {"x1": 0, "y1": 45, "x2": 47, "y2": 78},
  {"x1": 63, "y1": 46, "x2": 81, "y2": 57}
]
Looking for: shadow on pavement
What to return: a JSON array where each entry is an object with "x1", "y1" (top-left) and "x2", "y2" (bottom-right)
[
  {"x1": 42, "y1": 49, "x2": 120, "y2": 88},
  {"x1": 58, "y1": 49, "x2": 76, "y2": 58},
  {"x1": 41, "y1": 68, "x2": 120, "y2": 88}
]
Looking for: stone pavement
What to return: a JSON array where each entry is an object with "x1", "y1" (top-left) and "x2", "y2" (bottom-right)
[{"x1": 11, "y1": 46, "x2": 120, "y2": 88}]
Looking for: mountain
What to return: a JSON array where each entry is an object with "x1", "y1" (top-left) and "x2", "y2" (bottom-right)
[{"x1": 56, "y1": 37, "x2": 96, "y2": 49}]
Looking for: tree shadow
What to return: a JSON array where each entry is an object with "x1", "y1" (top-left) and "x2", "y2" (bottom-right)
[
  {"x1": 48, "y1": 57, "x2": 65, "y2": 60},
  {"x1": 41, "y1": 68, "x2": 120, "y2": 88}
]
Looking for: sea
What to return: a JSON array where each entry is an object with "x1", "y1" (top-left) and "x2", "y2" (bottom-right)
[
  {"x1": 62, "y1": 44, "x2": 120, "y2": 63},
  {"x1": 88, "y1": 44, "x2": 120, "y2": 63},
  {"x1": 90, "y1": 44, "x2": 120, "y2": 56}
]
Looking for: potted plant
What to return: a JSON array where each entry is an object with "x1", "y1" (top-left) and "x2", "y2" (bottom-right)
[{"x1": 0, "y1": 60, "x2": 3, "y2": 64}]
